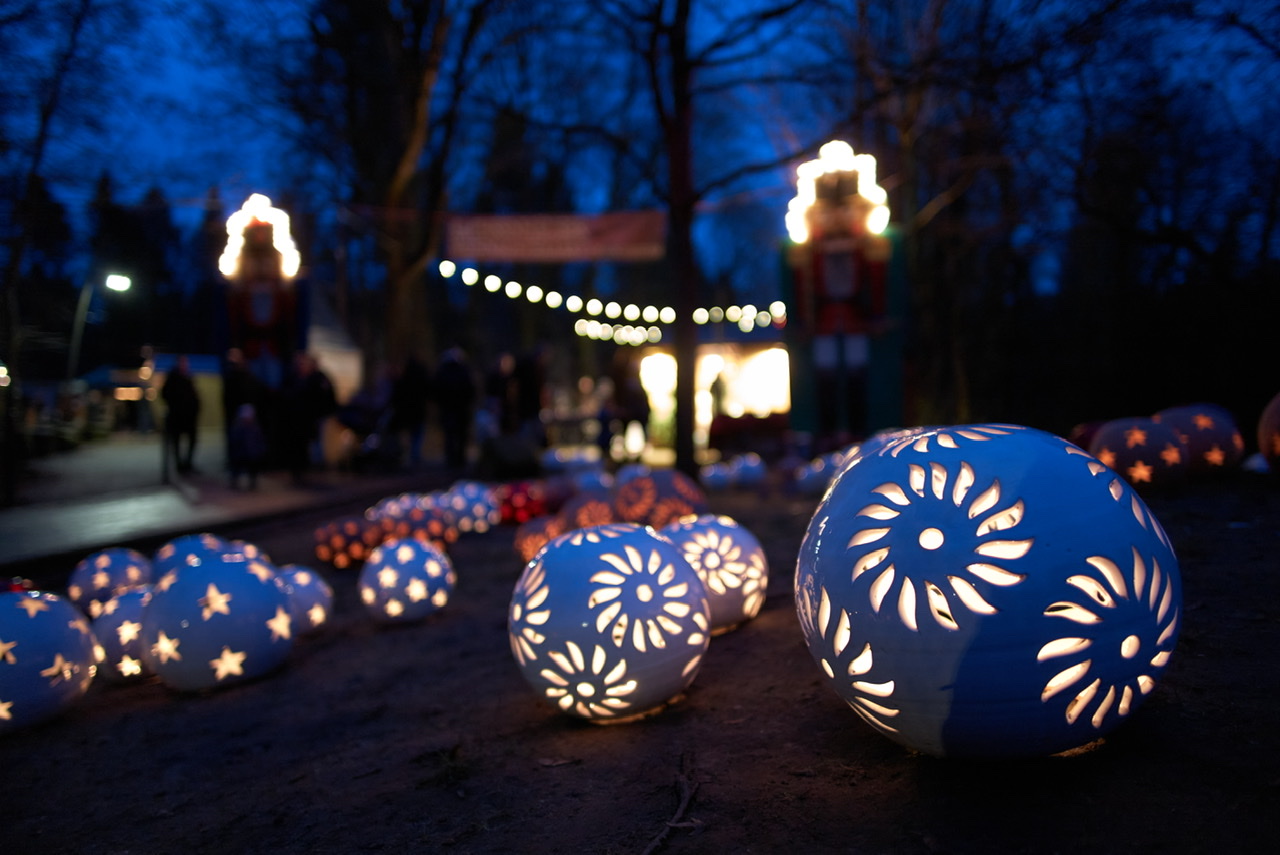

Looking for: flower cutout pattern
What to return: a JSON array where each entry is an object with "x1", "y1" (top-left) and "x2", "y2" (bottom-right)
[
  {"x1": 538, "y1": 641, "x2": 638, "y2": 719},
  {"x1": 588, "y1": 543, "x2": 703, "y2": 651},
  {"x1": 1037, "y1": 548, "x2": 1180, "y2": 729},
  {"x1": 877, "y1": 424, "x2": 1025, "y2": 458},
  {"x1": 675, "y1": 523, "x2": 766, "y2": 621},
  {"x1": 846, "y1": 460, "x2": 1033, "y2": 631}
]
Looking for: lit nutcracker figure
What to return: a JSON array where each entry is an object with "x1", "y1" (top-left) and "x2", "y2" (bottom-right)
[{"x1": 784, "y1": 141, "x2": 902, "y2": 444}]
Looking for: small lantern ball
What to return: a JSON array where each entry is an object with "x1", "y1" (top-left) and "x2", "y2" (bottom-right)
[
  {"x1": 141, "y1": 551, "x2": 294, "y2": 692},
  {"x1": 727, "y1": 453, "x2": 767, "y2": 487},
  {"x1": 1255, "y1": 390, "x2": 1280, "y2": 471},
  {"x1": 699, "y1": 462, "x2": 732, "y2": 491},
  {"x1": 1, "y1": 589, "x2": 97, "y2": 733},
  {"x1": 508, "y1": 523, "x2": 711, "y2": 723},
  {"x1": 558, "y1": 489, "x2": 618, "y2": 531},
  {"x1": 442, "y1": 481, "x2": 502, "y2": 534},
  {"x1": 314, "y1": 514, "x2": 385, "y2": 570},
  {"x1": 273, "y1": 565, "x2": 334, "y2": 634},
  {"x1": 1153, "y1": 403, "x2": 1245, "y2": 475},
  {"x1": 67, "y1": 547, "x2": 152, "y2": 618},
  {"x1": 359, "y1": 538, "x2": 457, "y2": 624},
  {"x1": 795, "y1": 423, "x2": 1182, "y2": 758},
  {"x1": 495, "y1": 481, "x2": 550, "y2": 526},
  {"x1": 613, "y1": 468, "x2": 708, "y2": 529},
  {"x1": 1088, "y1": 417, "x2": 1188, "y2": 488},
  {"x1": 91, "y1": 588, "x2": 154, "y2": 683},
  {"x1": 515, "y1": 515, "x2": 567, "y2": 564},
  {"x1": 660, "y1": 514, "x2": 769, "y2": 634}
]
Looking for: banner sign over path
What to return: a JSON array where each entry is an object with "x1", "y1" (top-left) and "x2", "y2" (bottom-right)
[{"x1": 446, "y1": 210, "x2": 666, "y2": 262}]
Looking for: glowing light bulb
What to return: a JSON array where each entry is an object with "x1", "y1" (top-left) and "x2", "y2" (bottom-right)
[{"x1": 439, "y1": 260, "x2": 457, "y2": 278}]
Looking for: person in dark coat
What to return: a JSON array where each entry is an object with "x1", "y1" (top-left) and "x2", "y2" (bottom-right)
[
  {"x1": 161, "y1": 354, "x2": 201, "y2": 474},
  {"x1": 227, "y1": 403, "x2": 268, "y2": 489},
  {"x1": 221, "y1": 347, "x2": 267, "y2": 465},
  {"x1": 434, "y1": 347, "x2": 476, "y2": 473},
  {"x1": 278, "y1": 352, "x2": 337, "y2": 484},
  {"x1": 388, "y1": 354, "x2": 433, "y2": 469}
]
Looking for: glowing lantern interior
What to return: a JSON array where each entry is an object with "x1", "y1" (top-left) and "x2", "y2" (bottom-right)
[
  {"x1": 218, "y1": 193, "x2": 302, "y2": 279},
  {"x1": 786, "y1": 140, "x2": 890, "y2": 243}
]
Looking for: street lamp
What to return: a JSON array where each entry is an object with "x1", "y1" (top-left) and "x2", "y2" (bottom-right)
[{"x1": 67, "y1": 274, "x2": 131, "y2": 382}]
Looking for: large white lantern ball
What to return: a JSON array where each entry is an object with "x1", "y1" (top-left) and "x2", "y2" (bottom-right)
[
  {"x1": 659, "y1": 515, "x2": 768, "y2": 634},
  {"x1": 1, "y1": 589, "x2": 97, "y2": 733},
  {"x1": 91, "y1": 587, "x2": 154, "y2": 683},
  {"x1": 1153, "y1": 403, "x2": 1245, "y2": 475},
  {"x1": 273, "y1": 565, "x2": 334, "y2": 634},
  {"x1": 795, "y1": 424, "x2": 1182, "y2": 758},
  {"x1": 359, "y1": 538, "x2": 456, "y2": 624},
  {"x1": 1088, "y1": 417, "x2": 1189, "y2": 488},
  {"x1": 508, "y1": 523, "x2": 711, "y2": 723},
  {"x1": 141, "y1": 551, "x2": 294, "y2": 692},
  {"x1": 67, "y1": 547, "x2": 152, "y2": 618}
]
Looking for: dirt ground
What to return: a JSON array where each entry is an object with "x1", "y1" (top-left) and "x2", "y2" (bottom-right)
[{"x1": 4, "y1": 474, "x2": 1278, "y2": 854}]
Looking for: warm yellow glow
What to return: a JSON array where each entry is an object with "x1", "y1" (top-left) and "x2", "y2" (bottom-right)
[
  {"x1": 566, "y1": 294, "x2": 583, "y2": 312},
  {"x1": 219, "y1": 194, "x2": 301, "y2": 279},
  {"x1": 737, "y1": 347, "x2": 790, "y2": 417},
  {"x1": 605, "y1": 301, "x2": 621, "y2": 319},
  {"x1": 526, "y1": 284, "x2": 543, "y2": 303},
  {"x1": 505, "y1": 280, "x2": 522, "y2": 298},
  {"x1": 545, "y1": 291, "x2": 563, "y2": 308},
  {"x1": 105, "y1": 274, "x2": 131, "y2": 292},
  {"x1": 692, "y1": 308, "x2": 709, "y2": 325},
  {"x1": 114, "y1": 387, "x2": 143, "y2": 401},
  {"x1": 642, "y1": 305, "x2": 659, "y2": 323},
  {"x1": 438, "y1": 260, "x2": 457, "y2": 278},
  {"x1": 659, "y1": 307, "x2": 676, "y2": 324},
  {"x1": 461, "y1": 267, "x2": 479, "y2": 285},
  {"x1": 587, "y1": 298, "x2": 603, "y2": 316},
  {"x1": 485, "y1": 275, "x2": 502, "y2": 293},
  {"x1": 640, "y1": 352, "x2": 677, "y2": 422},
  {"x1": 786, "y1": 141, "x2": 890, "y2": 243}
]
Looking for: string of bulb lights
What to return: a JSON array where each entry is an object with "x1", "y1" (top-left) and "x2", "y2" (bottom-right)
[{"x1": 437, "y1": 259, "x2": 787, "y2": 347}]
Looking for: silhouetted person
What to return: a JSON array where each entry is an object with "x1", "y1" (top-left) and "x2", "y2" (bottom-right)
[
  {"x1": 388, "y1": 353, "x2": 433, "y2": 469},
  {"x1": 434, "y1": 347, "x2": 476, "y2": 472},
  {"x1": 162, "y1": 354, "x2": 201, "y2": 474},
  {"x1": 514, "y1": 347, "x2": 548, "y2": 446},
  {"x1": 484, "y1": 352, "x2": 519, "y2": 437},
  {"x1": 279, "y1": 352, "x2": 337, "y2": 484},
  {"x1": 227, "y1": 403, "x2": 267, "y2": 490},
  {"x1": 222, "y1": 347, "x2": 266, "y2": 463}
]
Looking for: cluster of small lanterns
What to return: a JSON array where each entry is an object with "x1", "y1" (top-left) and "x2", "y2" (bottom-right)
[{"x1": 36, "y1": 394, "x2": 1280, "y2": 756}]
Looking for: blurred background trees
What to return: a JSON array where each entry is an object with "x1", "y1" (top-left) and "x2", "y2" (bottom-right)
[{"x1": 1, "y1": 0, "x2": 1277, "y2": 476}]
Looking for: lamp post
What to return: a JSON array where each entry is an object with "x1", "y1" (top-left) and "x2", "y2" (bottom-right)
[{"x1": 67, "y1": 274, "x2": 131, "y2": 382}]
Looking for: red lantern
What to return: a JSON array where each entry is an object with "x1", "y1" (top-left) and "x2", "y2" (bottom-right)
[
  {"x1": 612, "y1": 468, "x2": 708, "y2": 529},
  {"x1": 314, "y1": 514, "x2": 385, "y2": 570}
]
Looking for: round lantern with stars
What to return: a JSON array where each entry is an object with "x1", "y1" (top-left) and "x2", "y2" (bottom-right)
[
  {"x1": 140, "y1": 550, "x2": 294, "y2": 692},
  {"x1": 1088, "y1": 417, "x2": 1188, "y2": 487},
  {"x1": 795, "y1": 423, "x2": 1182, "y2": 758},
  {"x1": 314, "y1": 514, "x2": 385, "y2": 570},
  {"x1": 358, "y1": 538, "x2": 457, "y2": 624},
  {"x1": 1, "y1": 586, "x2": 97, "y2": 733},
  {"x1": 66, "y1": 547, "x2": 152, "y2": 618},
  {"x1": 91, "y1": 587, "x2": 154, "y2": 683},
  {"x1": 508, "y1": 523, "x2": 711, "y2": 723},
  {"x1": 660, "y1": 514, "x2": 769, "y2": 634},
  {"x1": 273, "y1": 565, "x2": 334, "y2": 634},
  {"x1": 1153, "y1": 403, "x2": 1245, "y2": 475}
]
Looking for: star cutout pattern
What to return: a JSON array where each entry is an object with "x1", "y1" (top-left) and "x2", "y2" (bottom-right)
[{"x1": 210, "y1": 647, "x2": 246, "y2": 681}]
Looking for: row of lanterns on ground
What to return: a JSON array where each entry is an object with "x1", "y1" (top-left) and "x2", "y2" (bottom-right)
[{"x1": 8, "y1": 391, "x2": 1280, "y2": 755}]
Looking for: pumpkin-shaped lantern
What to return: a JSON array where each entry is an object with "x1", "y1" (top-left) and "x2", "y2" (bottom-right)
[
  {"x1": 1, "y1": 587, "x2": 97, "y2": 732},
  {"x1": 141, "y1": 550, "x2": 294, "y2": 692},
  {"x1": 659, "y1": 515, "x2": 768, "y2": 634},
  {"x1": 1260, "y1": 390, "x2": 1280, "y2": 472},
  {"x1": 795, "y1": 423, "x2": 1182, "y2": 758},
  {"x1": 612, "y1": 468, "x2": 708, "y2": 529},
  {"x1": 508, "y1": 523, "x2": 711, "y2": 723},
  {"x1": 1088, "y1": 417, "x2": 1188, "y2": 487},
  {"x1": 67, "y1": 547, "x2": 152, "y2": 618},
  {"x1": 1153, "y1": 403, "x2": 1245, "y2": 475},
  {"x1": 358, "y1": 538, "x2": 456, "y2": 624},
  {"x1": 91, "y1": 587, "x2": 154, "y2": 683},
  {"x1": 273, "y1": 565, "x2": 334, "y2": 634}
]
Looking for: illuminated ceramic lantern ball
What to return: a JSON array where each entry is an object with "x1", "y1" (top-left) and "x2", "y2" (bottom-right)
[
  {"x1": 659, "y1": 515, "x2": 768, "y2": 634},
  {"x1": 727, "y1": 453, "x2": 767, "y2": 487},
  {"x1": 494, "y1": 481, "x2": 550, "y2": 525},
  {"x1": 515, "y1": 515, "x2": 567, "y2": 565},
  {"x1": 67, "y1": 547, "x2": 152, "y2": 618},
  {"x1": 153, "y1": 532, "x2": 231, "y2": 578},
  {"x1": 442, "y1": 481, "x2": 501, "y2": 534},
  {"x1": 699, "y1": 462, "x2": 732, "y2": 491},
  {"x1": 508, "y1": 523, "x2": 711, "y2": 723},
  {"x1": 1153, "y1": 403, "x2": 1244, "y2": 475},
  {"x1": 613, "y1": 468, "x2": 708, "y2": 529},
  {"x1": 141, "y1": 551, "x2": 294, "y2": 692},
  {"x1": 273, "y1": 565, "x2": 334, "y2": 634},
  {"x1": 1260, "y1": 390, "x2": 1280, "y2": 471},
  {"x1": 359, "y1": 538, "x2": 456, "y2": 623},
  {"x1": 795, "y1": 424, "x2": 1182, "y2": 758},
  {"x1": 1088, "y1": 417, "x2": 1188, "y2": 487},
  {"x1": 314, "y1": 514, "x2": 385, "y2": 569},
  {"x1": 558, "y1": 489, "x2": 618, "y2": 531},
  {"x1": 1, "y1": 589, "x2": 97, "y2": 732},
  {"x1": 91, "y1": 587, "x2": 154, "y2": 683}
]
